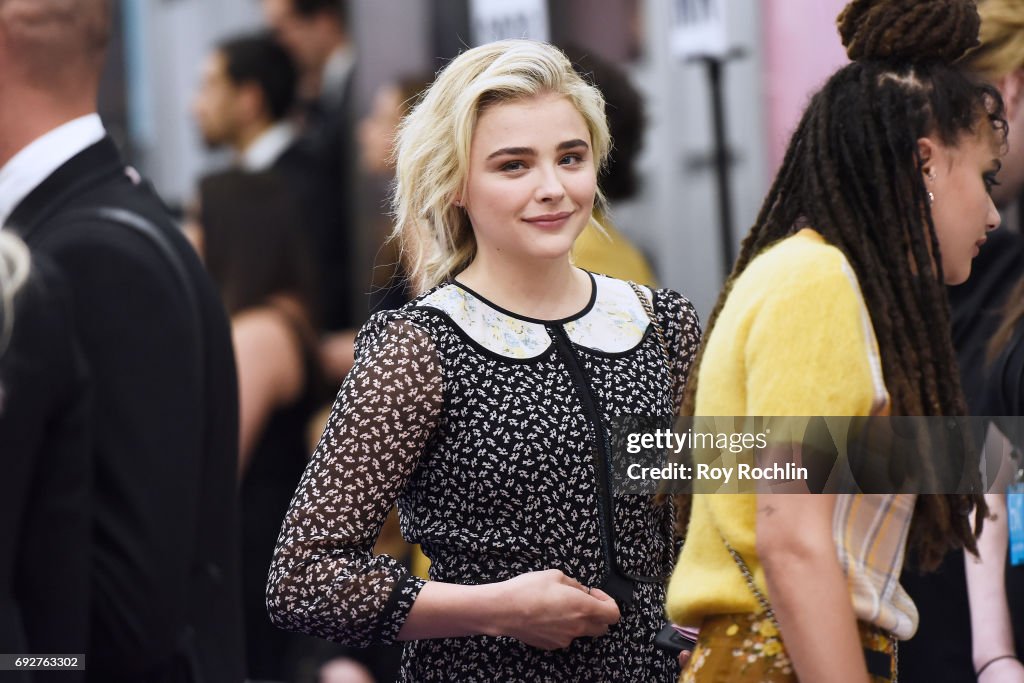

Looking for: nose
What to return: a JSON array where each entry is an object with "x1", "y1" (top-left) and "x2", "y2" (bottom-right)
[
  {"x1": 534, "y1": 165, "x2": 566, "y2": 203},
  {"x1": 987, "y1": 194, "x2": 1001, "y2": 232}
]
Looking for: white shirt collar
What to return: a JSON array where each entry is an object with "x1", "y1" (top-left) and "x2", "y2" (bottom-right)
[
  {"x1": 0, "y1": 114, "x2": 106, "y2": 229},
  {"x1": 239, "y1": 121, "x2": 297, "y2": 172},
  {"x1": 320, "y1": 46, "x2": 354, "y2": 104}
]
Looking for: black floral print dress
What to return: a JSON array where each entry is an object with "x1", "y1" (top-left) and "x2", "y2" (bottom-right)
[{"x1": 267, "y1": 272, "x2": 701, "y2": 682}]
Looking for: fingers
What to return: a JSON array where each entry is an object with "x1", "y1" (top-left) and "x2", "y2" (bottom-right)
[
  {"x1": 556, "y1": 575, "x2": 621, "y2": 624},
  {"x1": 678, "y1": 649, "x2": 692, "y2": 668},
  {"x1": 589, "y1": 596, "x2": 621, "y2": 625},
  {"x1": 555, "y1": 570, "x2": 589, "y2": 594}
]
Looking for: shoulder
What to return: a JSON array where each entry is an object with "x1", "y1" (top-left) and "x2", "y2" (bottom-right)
[
  {"x1": 354, "y1": 305, "x2": 438, "y2": 357},
  {"x1": 593, "y1": 274, "x2": 700, "y2": 337},
  {"x1": 233, "y1": 307, "x2": 302, "y2": 355},
  {"x1": 740, "y1": 229, "x2": 855, "y2": 296}
]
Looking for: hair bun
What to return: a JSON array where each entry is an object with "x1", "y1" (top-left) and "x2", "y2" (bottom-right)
[{"x1": 838, "y1": 0, "x2": 980, "y2": 62}]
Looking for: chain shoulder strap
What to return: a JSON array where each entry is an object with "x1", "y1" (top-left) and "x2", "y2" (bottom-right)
[
  {"x1": 719, "y1": 532, "x2": 781, "y2": 629},
  {"x1": 627, "y1": 281, "x2": 670, "y2": 367}
]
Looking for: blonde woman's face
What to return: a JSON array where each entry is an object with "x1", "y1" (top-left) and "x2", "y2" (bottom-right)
[{"x1": 460, "y1": 92, "x2": 596, "y2": 265}]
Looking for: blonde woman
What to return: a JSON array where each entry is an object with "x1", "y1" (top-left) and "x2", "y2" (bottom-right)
[{"x1": 268, "y1": 40, "x2": 700, "y2": 681}]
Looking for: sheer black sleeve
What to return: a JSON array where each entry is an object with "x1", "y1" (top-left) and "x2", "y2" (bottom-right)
[
  {"x1": 655, "y1": 289, "x2": 701, "y2": 415},
  {"x1": 267, "y1": 312, "x2": 443, "y2": 646}
]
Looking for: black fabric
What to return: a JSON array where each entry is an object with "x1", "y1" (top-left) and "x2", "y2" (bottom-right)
[
  {"x1": 286, "y1": 66, "x2": 358, "y2": 331},
  {"x1": 898, "y1": 555, "x2": 974, "y2": 682},
  {"x1": 898, "y1": 223, "x2": 1024, "y2": 682},
  {"x1": 272, "y1": 141, "x2": 353, "y2": 330},
  {"x1": 948, "y1": 226, "x2": 1024, "y2": 412},
  {"x1": 863, "y1": 647, "x2": 892, "y2": 679},
  {"x1": 7, "y1": 137, "x2": 244, "y2": 682},
  {"x1": 0, "y1": 256, "x2": 91, "y2": 683},
  {"x1": 240, "y1": 308, "x2": 325, "y2": 681}
]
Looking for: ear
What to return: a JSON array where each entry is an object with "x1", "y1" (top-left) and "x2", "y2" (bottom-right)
[
  {"x1": 236, "y1": 83, "x2": 265, "y2": 121},
  {"x1": 917, "y1": 137, "x2": 938, "y2": 176},
  {"x1": 996, "y1": 68, "x2": 1024, "y2": 121}
]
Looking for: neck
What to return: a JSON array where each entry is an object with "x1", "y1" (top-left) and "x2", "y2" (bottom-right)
[
  {"x1": 456, "y1": 250, "x2": 590, "y2": 320},
  {"x1": 234, "y1": 118, "x2": 274, "y2": 155},
  {"x1": 0, "y1": 89, "x2": 95, "y2": 169}
]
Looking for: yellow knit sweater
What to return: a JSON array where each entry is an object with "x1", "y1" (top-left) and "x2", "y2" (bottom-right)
[{"x1": 666, "y1": 229, "x2": 917, "y2": 637}]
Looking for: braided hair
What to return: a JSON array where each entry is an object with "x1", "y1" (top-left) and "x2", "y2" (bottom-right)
[{"x1": 679, "y1": 0, "x2": 1004, "y2": 571}]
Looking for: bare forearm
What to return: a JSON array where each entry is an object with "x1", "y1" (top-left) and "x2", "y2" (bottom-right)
[
  {"x1": 967, "y1": 494, "x2": 1016, "y2": 668},
  {"x1": 397, "y1": 581, "x2": 506, "y2": 640},
  {"x1": 758, "y1": 494, "x2": 869, "y2": 682},
  {"x1": 764, "y1": 549, "x2": 869, "y2": 682}
]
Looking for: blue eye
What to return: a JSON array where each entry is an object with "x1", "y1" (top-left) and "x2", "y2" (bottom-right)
[{"x1": 560, "y1": 154, "x2": 583, "y2": 165}]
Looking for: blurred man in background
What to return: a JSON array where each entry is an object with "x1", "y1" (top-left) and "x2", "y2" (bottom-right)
[
  {"x1": 262, "y1": 0, "x2": 358, "y2": 381},
  {"x1": 192, "y1": 33, "x2": 300, "y2": 173}
]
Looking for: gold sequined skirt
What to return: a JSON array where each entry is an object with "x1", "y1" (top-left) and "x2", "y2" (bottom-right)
[{"x1": 679, "y1": 613, "x2": 896, "y2": 682}]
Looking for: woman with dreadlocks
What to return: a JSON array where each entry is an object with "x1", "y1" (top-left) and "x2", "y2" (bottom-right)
[{"x1": 666, "y1": 0, "x2": 1004, "y2": 680}]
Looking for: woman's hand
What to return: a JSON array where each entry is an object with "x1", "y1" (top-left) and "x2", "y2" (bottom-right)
[
  {"x1": 495, "y1": 569, "x2": 621, "y2": 650},
  {"x1": 397, "y1": 569, "x2": 620, "y2": 647}
]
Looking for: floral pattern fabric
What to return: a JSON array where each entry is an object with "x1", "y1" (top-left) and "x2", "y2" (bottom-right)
[
  {"x1": 681, "y1": 613, "x2": 896, "y2": 682},
  {"x1": 267, "y1": 272, "x2": 702, "y2": 682}
]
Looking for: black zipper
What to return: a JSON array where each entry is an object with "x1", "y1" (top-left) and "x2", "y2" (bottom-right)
[{"x1": 549, "y1": 326, "x2": 635, "y2": 609}]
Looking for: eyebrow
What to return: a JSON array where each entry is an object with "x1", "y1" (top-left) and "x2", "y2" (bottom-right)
[{"x1": 486, "y1": 139, "x2": 590, "y2": 161}]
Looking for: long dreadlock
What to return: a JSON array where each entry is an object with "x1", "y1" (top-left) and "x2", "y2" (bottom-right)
[{"x1": 678, "y1": 0, "x2": 1003, "y2": 571}]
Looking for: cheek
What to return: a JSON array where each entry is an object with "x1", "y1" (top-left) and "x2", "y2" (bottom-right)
[
  {"x1": 566, "y1": 173, "x2": 598, "y2": 206},
  {"x1": 469, "y1": 176, "x2": 530, "y2": 212}
]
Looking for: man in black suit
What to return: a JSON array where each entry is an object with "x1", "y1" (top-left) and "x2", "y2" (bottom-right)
[
  {"x1": 191, "y1": 33, "x2": 337, "y2": 322},
  {"x1": 263, "y1": 0, "x2": 360, "y2": 381},
  {"x1": 191, "y1": 30, "x2": 358, "y2": 383},
  {"x1": 0, "y1": 1, "x2": 244, "y2": 681},
  {"x1": 0, "y1": 234, "x2": 90, "y2": 683}
]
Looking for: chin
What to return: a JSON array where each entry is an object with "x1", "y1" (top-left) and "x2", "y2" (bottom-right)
[
  {"x1": 944, "y1": 268, "x2": 970, "y2": 286},
  {"x1": 524, "y1": 235, "x2": 578, "y2": 261}
]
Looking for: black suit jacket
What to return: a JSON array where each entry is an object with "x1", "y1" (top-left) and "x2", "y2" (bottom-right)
[
  {"x1": 290, "y1": 68, "x2": 358, "y2": 331},
  {"x1": 7, "y1": 137, "x2": 244, "y2": 683},
  {"x1": 0, "y1": 256, "x2": 91, "y2": 683}
]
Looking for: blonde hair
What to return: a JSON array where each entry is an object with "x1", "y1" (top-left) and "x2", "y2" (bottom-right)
[
  {"x1": 963, "y1": 0, "x2": 1024, "y2": 80},
  {"x1": 0, "y1": 231, "x2": 31, "y2": 357},
  {"x1": 392, "y1": 39, "x2": 611, "y2": 294}
]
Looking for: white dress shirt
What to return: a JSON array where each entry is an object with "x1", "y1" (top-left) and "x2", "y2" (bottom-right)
[
  {"x1": 239, "y1": 121, "x2": 297, "y2": 173},
  {"x1": 0, "y1": 114, "x2": 106, "y2": 229}
]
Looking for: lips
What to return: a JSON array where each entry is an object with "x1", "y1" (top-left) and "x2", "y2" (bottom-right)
[
  {"x1": 522, "y1": 211, "x2": 574, "y2": 229},
  {"x1": 972, "y1": 237, "x2": 987, "y2": 258}
]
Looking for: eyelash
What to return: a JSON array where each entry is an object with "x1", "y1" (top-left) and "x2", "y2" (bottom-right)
[
  {"x1": 498, "y1": 154, "x2": 585, "y2": 173},
  {"x1": 984, "y1": 172, "x2": 1001, "y2": 194}
]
